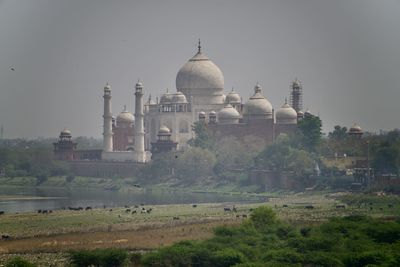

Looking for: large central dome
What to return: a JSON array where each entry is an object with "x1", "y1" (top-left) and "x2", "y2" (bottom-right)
[{"x1": 176, "y1": 42, "x2": 224, "y2": 104}]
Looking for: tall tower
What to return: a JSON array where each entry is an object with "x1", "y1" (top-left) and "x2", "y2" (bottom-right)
[
  {"x1": 102, "y1": 83, "x2": 113, "y2": 152},
  {"x1": 0, "y1": 124, "x2": 3, "y2": 139},
  {"x1": 134, "y1": 80, "x2": 145, "y2": 162},
  {"x1": 289, "y1": 78, "x2": 303, "y2": 113}
]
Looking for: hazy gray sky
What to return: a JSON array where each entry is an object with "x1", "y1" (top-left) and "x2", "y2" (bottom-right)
[{"x1": 1, "y1": 0, "x2": 399, "y2": 138}]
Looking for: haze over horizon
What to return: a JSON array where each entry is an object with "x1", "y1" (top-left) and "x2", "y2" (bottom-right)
[{"x1": 1, "y1": 0, "x2": 399, "y2": 139}]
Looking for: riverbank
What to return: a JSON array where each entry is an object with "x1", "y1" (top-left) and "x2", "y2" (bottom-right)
[{"x1": 1, "y1": 192, "x2": 399, "y2": 266}]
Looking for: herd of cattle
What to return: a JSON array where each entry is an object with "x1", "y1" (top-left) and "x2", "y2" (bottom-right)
[{"x1": 0, "y1": 202, "x2": 396, "y2": 241}]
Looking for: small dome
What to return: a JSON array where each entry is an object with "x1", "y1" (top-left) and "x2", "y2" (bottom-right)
[
  {"x1": 199, "y1": 111, "x2": 206, "y2": 117},
  {"x1": 176, "y1": 42, "x2": 224, "y2": 100},
  {"x1": 304, "y1": 109, "x2": 312, "y2": 117},
  {"x1": 276, "y1": 101, "x2": 297, "y2": 124},
  {"x1": 158, "y1": 125, "x2": 171, "y2": 135},
  {"x1": 171, "y1": 92, "x2": 188, "y2": 103},
  {"x1": 225, "y1": 88, "x2": 241, "y2": 104},
  {"x1": 104, "y1": 83, "x2": 111, "y2": 91},
  {"x1": 116, "y1": 107, "x2": 134, "y2": 124},
  {"x1": 292, "y1": 78, "x2": 301, "y2": 88},
  {"x1": 135, "y1": 81, "x2": 143, "y2": 88},
  {"x1": 242, "y1": 83, "x2": 273, "y2": 119},
  {"x1": 349, "y1": 123, "x2": 363, "y2": 134},
  {"x1": 209, "y1": 110, "x2": 216, "y2": 116},
  {"x1": 160, "y1": 90, "x2": 173, "y2": 104},
  {"x1": 218, "y1": 104, "x2": 240, "y2": 124},
  {"x1": 60, "y1": 128, "x2": 71, "y2": 136}
]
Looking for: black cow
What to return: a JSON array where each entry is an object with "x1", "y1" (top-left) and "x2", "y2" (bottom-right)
[{"x1": 305, "y1": 205, "x2": 314, "y2": 209}]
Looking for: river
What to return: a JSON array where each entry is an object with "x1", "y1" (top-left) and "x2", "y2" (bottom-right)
[{"x1": 0, "y1": 186, "x2": 261, "y2": 213}]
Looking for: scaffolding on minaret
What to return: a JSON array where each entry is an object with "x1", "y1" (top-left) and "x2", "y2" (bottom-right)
[
  {"x1": 289, "y1": 78, "x2": 303, "y2": 113},
  {"x1": 0, "y1": 124, "x2": 3, "y2": 139}
]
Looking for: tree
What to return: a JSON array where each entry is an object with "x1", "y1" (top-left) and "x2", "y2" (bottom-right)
[
  {"x1": 328, "y1": 125, "x2": 348, "y2": 141},
  {"x1": 297, "y1": 115, "x2": 322, "y2": 151},
  {"x1": 188, "y1": 121, "x2": 214, "y2": 150},
  {"x1": 176, "y1": 147, "x2": 217, "y2": 181}
]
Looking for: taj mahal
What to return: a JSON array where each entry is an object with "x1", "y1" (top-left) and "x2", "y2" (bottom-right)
[{"x1": 54, "y1": 41, "x2": 304, "y2": 164}]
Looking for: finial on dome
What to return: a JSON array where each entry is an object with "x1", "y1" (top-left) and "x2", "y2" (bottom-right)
[
  {"x1": 231, "y1": 86, "x2": 234, "y2": 92},
  {"x1": 123, "y1": 105, "x2": 127, "y2": 111},
  {"x1": 166, "y1": 88, "x2": 169, "y2": 93},
  {"x1": 254, "y1": 82, "x2": 262, "y2": 93},
  {"x1": 198, "y1": 38, "x2": 201, "y2": 53},
  {"x1": 285, "y1": 97, "x2": 288, "y2": 104}
]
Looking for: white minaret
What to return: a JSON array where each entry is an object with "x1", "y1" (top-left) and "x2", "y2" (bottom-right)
[
  {"x1": 134, "y1": 80, "x2": 146, "y2": 162},
  {"x1": 102, "y1": 83, "x2": 113, "y2": 153}
]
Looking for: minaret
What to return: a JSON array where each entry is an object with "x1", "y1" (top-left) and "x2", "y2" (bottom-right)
[
  {"x1": 134, "y1": 80, "x2": 145, "y2": 162},
  {"x1": 102, "y1": 83, "x2": 113, "y2": 153}
]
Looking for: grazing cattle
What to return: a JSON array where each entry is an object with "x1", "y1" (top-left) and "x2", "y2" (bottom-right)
[
  {"x1": 335, "y1": 205, "x2": 346, "y2": 209},
  {"x1": 124, "y1": 205, "x2": 129, "y2": 208},
  {"x1": 192, "y1": 204, "x2": 197, "y2": 208},
  {"x1": 242, "y1": 214, "x2": 248, "y2": 218},
  {"x1": 49, "y1": 210, "x2": 52, "y2": 213},
  {"x1": 42, "y1": 210, "x2": 48, "y2": 214},
  {"x1": 125, "y1": 209, "x2": 131, "y2": 213},
  {"x1": 85, "y1": 207, "x2": 92, "y2": 211},
  {"x1": 0, "y1": 211, "x2": 4, "y2": 215},
  {"x1": 141, "y1": 209, "x2": 148, "y2": 214},
  {"x1": 37, "y1": 210, "x2": 42, "y2": 214},
  {"x1": 131, "y1": 210, "x2": 137, "y2": 214},
  {"x1": 305, "y1": 205, "x2": 314, "y2": 210},
  {"x1": 109, "y1": 209, "x2": 113, "y2": 212},
  {"x1": 173, "y1": 216, "x2": 180, "y2": 220},
  {"x1": 224, "y1": 207, "x2": 232, "y2": 212},
  {"x1": 134, "y1": 205, "x2": 139, "y2": 208},
  {"x1": 1, "y1": 234, "x2": 10, "y2": 240},
  {"x1": 236, "y1": 215, "x2": 240, "y2": 218},
  {"x1": 283, "y1": 204, "x2": 288, "y2": 208},
  {"x1": 388, "y1": 204, "x2": 393, "y2": 208}
]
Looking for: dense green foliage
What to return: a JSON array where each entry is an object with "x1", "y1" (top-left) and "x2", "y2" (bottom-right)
[
  {"x1": 0, "y1": 146, "x2": 70, "y2": 181},
  {"x1": 69, "y1": 248, "x2": 128, "y2": 267},
  {"x1": 297, "y1": 115, "x2": 322, "y2": 151},
  {"x1": 141, "y1": 207, "x2": 400, "y2": 267},
  {"x1": 5, "y1": 257, "x2": 37, "y2": 267}
]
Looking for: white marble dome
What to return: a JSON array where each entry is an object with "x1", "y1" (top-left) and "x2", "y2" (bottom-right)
[
  {"x1": 176, "y1": 44, "x2": 224, "y2": 104},
  {"x1": 243, "y1": 84, "x2": 273, "y2": 119},
  {"x1": 276, "y1": 102, "x2": 297, "y2": 124},
  {"x1": 160, "y1": 90, "x2": 173, "y2": 104},
  {"x1": 60, "y1": 128, "x2": 72, "y2": 137},
  {"x1": 218, "y1": 104, "x2": 240, "y2": 124},
  {"x1": 225, "y1": 89, "x2": 241, "y2": 104},
  {"x1": 171, "y1": 92, "x2": 188, "y2": 103},
  {"x1": 158, "y1": 125, "x2": 171, "y2": 134},
  {"x1": 117, "y1": 109, "x2": 134, "y2": 124}
]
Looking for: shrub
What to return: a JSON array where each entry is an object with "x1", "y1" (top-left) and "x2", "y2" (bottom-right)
[
  {"x1": 250, "y1": 206, "x2": 278, "y2": 231},
  {"x1": 5, "y1": 257, "x2": 37, "y2": 267},
  {"x1": 69, "y1": 248, "x2": 128, "y2": 267},
  {"x1": 212, "y1": 248, "x2": 245, "y2": 267}
]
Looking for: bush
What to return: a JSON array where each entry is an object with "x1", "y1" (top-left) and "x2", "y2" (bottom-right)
[
  {"x1": 69, "y1": 248, "x2": 128, "y2": 267},
  {"x1": 250, "y1": 206, "x2": 278, "y2": 231},
  {"x1": 212, "y1": 248, "x2": 245, "y2": 267},
  {"x1": 5, "y1": 257, "x2": 37, "y2": 267}
]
